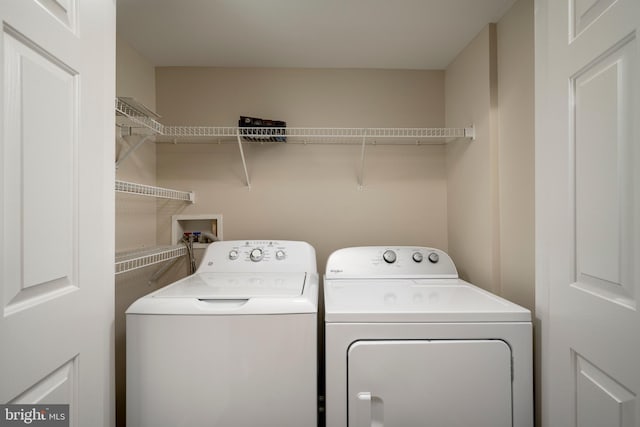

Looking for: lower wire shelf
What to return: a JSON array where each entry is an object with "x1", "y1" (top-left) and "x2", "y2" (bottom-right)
[
  {"x1": 115, "y1": 180, "x2": 195, "y2": 203},
  {"x1": 115, "y1": 245, "x2": 187, "y2": 275}
]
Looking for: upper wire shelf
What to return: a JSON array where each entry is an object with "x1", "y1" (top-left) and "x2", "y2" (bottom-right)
[
  {"x1": 116, "y1": 97, "x2": 475, "y2": 144},
  {"x1": 115, "y1": 96, "x2": 475, "y2": 188},
  {"x1": 159, "y1": 126, "x2": 474, "y2": 144}
]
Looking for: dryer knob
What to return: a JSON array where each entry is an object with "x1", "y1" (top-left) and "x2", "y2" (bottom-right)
[
  {"x1": 428, "y1": 252, "x2": 439, "y2": 263},
  {"x1": 228, "y1": 249, "x2": 239, "y2": 260},
  {"x1": 250, "y1": 248, "x2": 264, "y2": 262},
  {"x1": 275, "y1": 250, "x2": 286, "y2": 260},
  {"x1": 412, "y1": 252, "x2": 423, "y2": 263},
  {"x1": 383, "y1": 250, "x2": 397, "y2": 264}
]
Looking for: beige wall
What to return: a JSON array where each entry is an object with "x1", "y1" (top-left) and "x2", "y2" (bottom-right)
[
  {"x1": 497, "y1": 0, "x2": 535, "y2": 312},
  {"x1": 155, "y1": 68, "x2": 448, "y2": 272},
  {"x1": 445, "y1": 25, "x2": 500, "y2": 293},
  {"x1": 115, "y1": 36, "x2": 166, "y2": 427},
  {"x1": 444, "y1": 0, "x2": 534, "y2": 312},
  {"x1": 116, "y1": 35, "x2": 157, "y2": 251}
]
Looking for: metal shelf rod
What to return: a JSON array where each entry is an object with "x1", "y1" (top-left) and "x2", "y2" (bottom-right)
[
  {"x1": 236, "y1": 133, "x2": 251, "y2": 189},
  {"x1": 116, "y1": 135, "x2": 154, "y2": 169}
]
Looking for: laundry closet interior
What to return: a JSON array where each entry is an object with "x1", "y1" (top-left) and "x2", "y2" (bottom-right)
[{"x1": 114, "y1": 1, "x2": 534, "y2": 425}]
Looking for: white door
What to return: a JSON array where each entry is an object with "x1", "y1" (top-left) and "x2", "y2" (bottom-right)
[
  {"x1": 348, "y1": 340, "x2": 512, "y2": 427},
  {"x1": 0, "y1": 0, "x2": 115, "y2": 425},
  {"x1": 536, "y1": 0, "x2": 640, "y2": 426}
]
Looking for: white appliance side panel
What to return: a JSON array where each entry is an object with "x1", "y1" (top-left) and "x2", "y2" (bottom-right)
[
  {"x1": 127, "y1": 313, "x2": 317, "y2": 427},
  {"x1": 348, "y1": 340, "x2": 512, "y2": 427}
]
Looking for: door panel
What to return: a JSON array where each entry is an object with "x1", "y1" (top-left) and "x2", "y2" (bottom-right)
[
  {"x1": 573, "y1": 33, "x2": 636, "y2": 308},
  {"x1": 34, "y1": 0, "x2": 77, "y2": 31},
  {"x1": 3, "y1": 26, "x2": 78, "y2": 314},
  {"x1": 348, "y1": 340, "x2": 512, "y2": 427},
  {"x1": 10, "y1": 358, "x2": 77, "y2": 406},
  {"x1": 536, "y1": 0, "x2": 640, "y2": 425},
  {"x1": 0, "y1": 0, "x2": 114, "y2": 425},
  {"x1": 575, "y1": 353, "x2": 636, "y2": 427},
  {"x1": 571, "y1": 0, "x2": 618, "y2": 38}
]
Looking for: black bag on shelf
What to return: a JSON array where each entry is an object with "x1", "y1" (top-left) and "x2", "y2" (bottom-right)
[{"x1": 239, "y1": 115, "x2": 287, "y2": 142}]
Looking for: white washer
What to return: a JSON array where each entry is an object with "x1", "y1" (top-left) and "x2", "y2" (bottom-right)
[
  {"x1": 127, "y1": 240, "x2": 318, "y2": 427},
  {"x1": 324, "y1": 246, "x2": 533, "y2": 427}
]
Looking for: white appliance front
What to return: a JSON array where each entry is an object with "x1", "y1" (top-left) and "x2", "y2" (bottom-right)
[
  {"x1": 349, "y1": 340, "x2": 512, "y2": 427},
  {"x1": 127, "y1": 312, "x2": 316, "y2": 427},
  {"x1": 324, "y1": 246, "x2": 533, "y2": 427},
  {"x1": 127, "y1": 240, "x2": 318, "y2": 427}
]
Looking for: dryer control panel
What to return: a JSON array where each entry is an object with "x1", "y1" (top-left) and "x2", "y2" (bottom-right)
[
  {"x1": 198, "y1": 240, "x2": 317, "y2": 273},
  {"x1": 325, "y1": 246, "x2": 458, "y2": 279}
]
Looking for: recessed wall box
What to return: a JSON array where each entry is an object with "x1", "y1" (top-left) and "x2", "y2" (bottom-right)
[{"x1": 171, "y1": 214, "x2": 223, "y2": 248}]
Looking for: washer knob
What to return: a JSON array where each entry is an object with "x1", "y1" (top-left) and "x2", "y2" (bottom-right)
[
  {"x1": 275, "y1": 250, "x2": 286, "y2": 260},
  {"x1": 250, "y1": 248, "x2": 264, "y2": 262},
  {"x1": 383, "y1": 250, "x2": 397, "y2": 264},
  {"x1": 412, "y1": 252, "x2": 423, "y2": 263},
  {"x1": 228, "y1": 249, "x2": 239, "y2": 260},
  {"x1": 428, "y1": 252, "x2": 439, "y2": 263}
]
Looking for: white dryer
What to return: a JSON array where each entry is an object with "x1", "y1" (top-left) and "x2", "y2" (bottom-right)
[
  {"x1": 324, "y1": 246, "x2": 532, "y2": 427},
  {"x1": 127, "y1": 240, "x2": 318, "y2": 427}
]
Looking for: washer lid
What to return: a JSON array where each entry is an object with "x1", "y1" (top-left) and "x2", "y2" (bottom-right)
[
  {"x1": 153, "y1": 272, "x2": 306, "y2": 298},
  {"x1": 324, "y1": 279, "x2": 530, "y2": 322},
  {"x1": 127, "y1": 272, "x2": 318, "y2": 315}
]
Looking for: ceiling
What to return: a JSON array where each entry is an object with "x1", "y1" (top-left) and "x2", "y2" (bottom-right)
[{"x1": 117, "y1": 0, "x2": 516, "y2": 70}]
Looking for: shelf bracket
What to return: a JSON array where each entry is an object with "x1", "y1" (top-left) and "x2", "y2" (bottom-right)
[
  {"x1": 357, "y1": 134, "x2": 367, "y2": 189},
  {"x1": 116, "y1": 134, "x2": 153, "y2": 168},
  {"x1": 148, "y1": 256, "x2": 181, "y2": 284},
  {"x1": 236, "y1": 132, "x2": 251, "y2": 189},
  {"x1": 465, "y1": 125, "x2": 476, "y2": 140}
]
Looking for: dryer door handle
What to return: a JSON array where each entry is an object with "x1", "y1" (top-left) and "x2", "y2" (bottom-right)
[{"x1": 356, "y1": 392, "x2": 384, "y2": 427}]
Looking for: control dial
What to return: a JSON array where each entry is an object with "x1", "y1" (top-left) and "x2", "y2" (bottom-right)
[
  {"x1": 250, "y1": 248, "x2": 264, "y2": 262},
  {"x1": 228, "y1": 249, "x2": 239, "y2": 260},
  {"x1": 412, "y1": 252, "x2": 423, "y2": 263},
  {"x1": 275, "y1": 250, "x2": 286, "y2": 260},
  {"x1": 428, "y1": 252, "x2": 439, "y2": 263},
  {"x1": 383, "y1": 250, "x2": 397, "y2": 264}
]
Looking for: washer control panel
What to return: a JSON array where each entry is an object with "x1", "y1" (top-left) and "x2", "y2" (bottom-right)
[
  {"x1": 199, "y1": 240, "x2": 316, "y2": 273},
  {"x1": 325, "y1": 246, "x2": 458, "y2": 279},
  {"x1": 225, "y1": 242, "x2": 286, "y2": 263}
]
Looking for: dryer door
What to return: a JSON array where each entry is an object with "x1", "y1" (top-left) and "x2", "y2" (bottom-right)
[{"x1": 348, "y1": 340, "x2": 512, "y2": 427}]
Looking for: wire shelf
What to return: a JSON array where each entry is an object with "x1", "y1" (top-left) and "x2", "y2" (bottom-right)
[
  {"x1": 115, "y1": 245, "x2": 187, "y2": 275},
  {"x1": 115, "y1": 180, "x2": 194, "y2": 202},
  {"x1": 160, "y1": 126, "x2": 474, "y2": 142},
  {"x1": 115, "y1": 97, "x2": 474, "y2": 188},
  {"x1": 116, "y1": 98, "x2": 164, "y2": 135},
  {"x1": 116, "y1": 97, "x2": 475, "y2": 143},
  {"x1": 163, "y1": 126, "x2": 238, "y2": 138}
]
